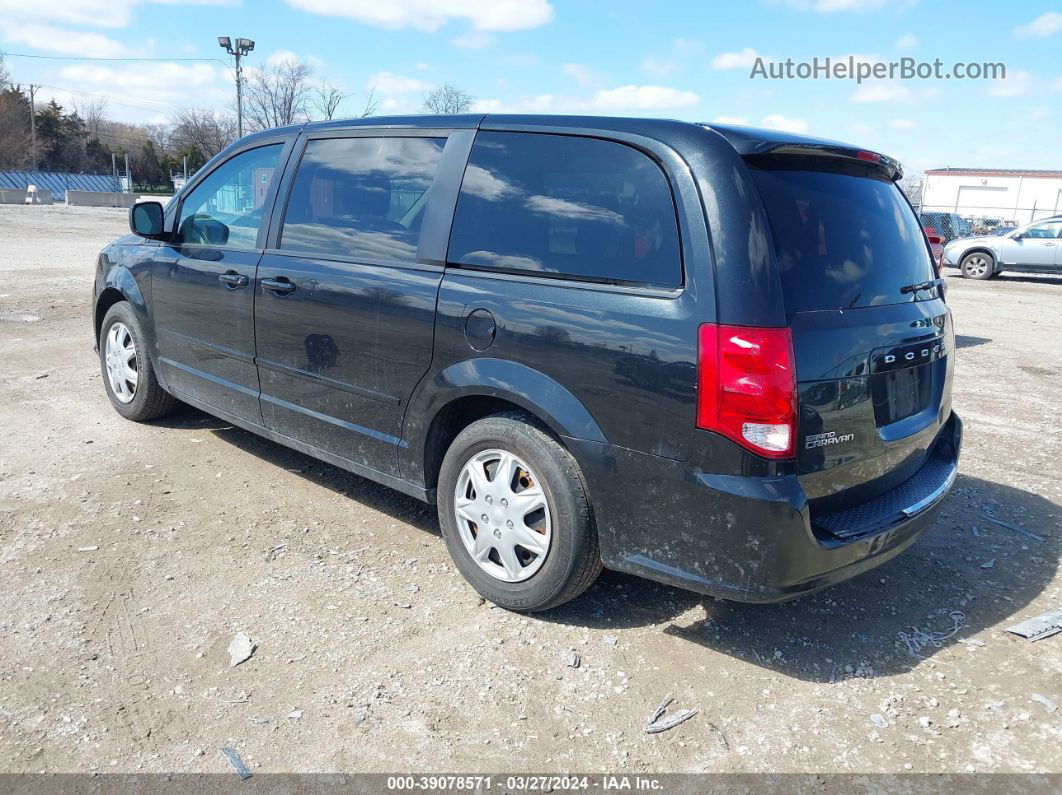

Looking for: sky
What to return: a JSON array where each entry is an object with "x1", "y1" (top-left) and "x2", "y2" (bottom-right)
[{"x1": 1, "y1": 0, "x2": 1060, "y2": 173}]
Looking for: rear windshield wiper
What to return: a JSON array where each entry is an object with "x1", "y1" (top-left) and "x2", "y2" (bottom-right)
[{"x1": 900, "y1": 278, "x2": 944, "y2": 295}]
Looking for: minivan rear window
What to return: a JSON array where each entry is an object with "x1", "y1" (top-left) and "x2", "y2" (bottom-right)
[{"x1": 750, "y1": 161, "x2": 936, "y2": 312}]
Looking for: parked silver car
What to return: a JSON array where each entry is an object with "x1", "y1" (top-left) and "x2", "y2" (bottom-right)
[{"x1": 942, "y1": 215, "x2": 1062, "y2": 279}]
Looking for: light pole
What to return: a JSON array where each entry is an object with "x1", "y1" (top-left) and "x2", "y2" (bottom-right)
[{"x1": 218, "y1": 36, "x2": 254, "y2": 138}]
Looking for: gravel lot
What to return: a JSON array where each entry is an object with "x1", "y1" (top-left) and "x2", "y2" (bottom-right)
[{"x1": 1, "y1": 204, "x2": 1060, "y2": 776}]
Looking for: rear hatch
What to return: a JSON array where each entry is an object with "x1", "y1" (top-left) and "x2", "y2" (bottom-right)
[{"x1": 747, "y1": 153, "x2": 955, "y2": 530}]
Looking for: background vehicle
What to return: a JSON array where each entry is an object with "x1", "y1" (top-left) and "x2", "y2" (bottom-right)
[
  {"x1": 924, "y1": 225, "x2": 944, "y2": 266},
  {"x1": 920, "y1": 211, "x2": 973, "y2": 244},
  {"x1": 94, "y1": 116, "x2": 960, "y2": 610},
  {"x1": 942, "y1": 215, "x2": 1062, "y2": 278}
]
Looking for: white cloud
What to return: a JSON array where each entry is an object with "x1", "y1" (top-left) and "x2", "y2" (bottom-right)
[
  {"x1": 1014, "y1": 11, "x2": 1062, "y2": 38},
  {"x1": 45, "y1": 62, "x2": 227, "y2": 119},
  {"x1": 711, "y1": 115, "x2": 749, "y2": 125},
  {"x1": 639, "y1": 38, "x2": 701, "y2": 79},
  {"x1": 59, "y1": 62, "x2": 217, "y2": 89},
  {"x1": 266, "y1": 50, "x2": 299, "y2": 67},
  {"x1": 0, "y1": 0, "x2": 236, "y2": 30},
  {"x1": 711, "y1": 48, "x2": 765, "y2": 70},
  {"x1": 889, "y1": 118, "x2": 916, "y2": 129},
  {"x1": 365, "y1": 71, "x2": 433, "y2": 94},
  {"x1": 451, "y1": 31, "x2": 495, "y2": 49},
  {"x1": 0, "y1": 22, "x2": 132, "y2": 57},
  {"x1": 640, "y1": 56, "x2": 675, "y2": 78},
  {"x1": 586, "y1": 84, "x2": 699, "y2": 110},
  {"x1": 986, "y1": 69, "x2": 1031, "y2": 97},
  {"x1": 472, "y1": 84, "x2": 700, "y2": 115},
  {"x1": 471, "y1": 94, "x2": 558, "y2": 114},
  {"x1": 894, "y1": 34, "x2": 917, "y2": 49},
  {"x1": 563, "y1": 63, "x2": 596, "y2": 87},
  {"x1": 810, "y1": 0, "x2": 887, "y2": 10},
  {"x1": 284, "y1": 0, "x2": 554, "y2": 32},
  {"x1": 760, "y1": 113, "x2": 808, "y2": 133},
  {"x1": 851, "y1": 82, "x2": 912, "y2": 102}
]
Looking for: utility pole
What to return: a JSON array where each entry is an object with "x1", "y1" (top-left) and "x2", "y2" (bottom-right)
[
  {"x1": 218, "y1": 37, "x2": 255, "y2": 138},
  {"x1": 124, "y1": 152, "x2": 130, "y2": 193},
  {"x1": 28, "y1": 84, "x2": 37, "y2": 169}
]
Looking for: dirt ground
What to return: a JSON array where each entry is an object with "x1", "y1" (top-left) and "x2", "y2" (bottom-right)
[{"x1": 0, "y1": 204, "x2": 1060, "y2": 776}]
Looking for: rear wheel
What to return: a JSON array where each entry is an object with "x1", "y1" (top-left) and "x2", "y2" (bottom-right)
[
  {"x1": 437, "y1": 412, "x2": 601, "y2": 611},
  {"x1": 960, "y1": 251, "x2": 995, "y2": 280},
  {"x1": 99, "y1": 301, "x2": 177, "y2": 421}
]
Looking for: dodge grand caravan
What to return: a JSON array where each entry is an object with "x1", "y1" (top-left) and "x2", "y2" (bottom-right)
[{"x1": 93, "y1": 115, "x2": 961, "y2": 611}]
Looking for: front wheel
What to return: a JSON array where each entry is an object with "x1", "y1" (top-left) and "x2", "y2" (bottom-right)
[
  {"x1": 960, "y1": 251, "x2": 995, "y2": 280},
  {"x1": 437, "y1": 412, "x2": 601, "y2": 611},
  {"x1": 99, "y1": 301, "x2": 177, "y2": 421}
]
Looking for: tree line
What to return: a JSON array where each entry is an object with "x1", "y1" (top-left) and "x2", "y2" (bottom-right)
[{"x1": 0, "y1": 52, "x2": 474, "y2": 190}]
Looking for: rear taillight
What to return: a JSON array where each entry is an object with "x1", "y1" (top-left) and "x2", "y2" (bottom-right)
[{"x1": 696, "y1": 324, "x2": 797, "y2": 459}]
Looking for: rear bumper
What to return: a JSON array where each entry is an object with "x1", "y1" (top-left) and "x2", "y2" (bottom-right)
[{"x1": 578, "y1": 412, "x2": 962, "y2": 603}]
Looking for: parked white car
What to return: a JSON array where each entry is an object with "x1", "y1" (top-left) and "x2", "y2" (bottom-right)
[{"x1": 942, "y1": 216, "x2": 1062, "y2": 279}]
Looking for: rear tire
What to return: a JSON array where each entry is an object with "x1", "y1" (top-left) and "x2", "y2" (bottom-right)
[
  {"x1": 99, "y1": 301, "x2": 177, "y2": 422},
  {"x1": 960, "y1": 251, "x2": 995, "y2": 280},
  {"x1": 437, "y1": 412, "x2": 601, "y2": 612}
]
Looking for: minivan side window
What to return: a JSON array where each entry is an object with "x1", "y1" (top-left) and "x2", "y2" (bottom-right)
[
  {"x1": 448, "y1": 132, "x2": 681, "y2": 287},
  {"x1": 177, "y1": 144, "x2": 283, "y2": 249},
  {"x1": 279, "y1": 136, "x2": 446, "y2": 264}
]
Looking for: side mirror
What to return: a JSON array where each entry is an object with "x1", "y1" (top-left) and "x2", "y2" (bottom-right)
[
  {"x1": 129, "y1": 201, "x2": 168, "y2": 240},
  {"x1": 1011, "y1": 232, "x2": 1024, "y2": 240}
]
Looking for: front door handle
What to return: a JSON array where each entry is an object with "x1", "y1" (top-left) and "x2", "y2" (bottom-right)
[
  {"x1": 218, "y1": 271, "x2": 249, "y2": 288},
  {"x1": 262, "y1": 277, "x2": 297, "y2": 295}
]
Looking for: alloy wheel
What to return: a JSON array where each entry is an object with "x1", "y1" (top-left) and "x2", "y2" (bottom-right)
[{"x1": 964, "y1": 255, "x2": 990, "y2": 277}]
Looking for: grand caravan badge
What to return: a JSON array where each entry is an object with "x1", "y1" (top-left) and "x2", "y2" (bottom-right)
[{"x1": 805, "y1": 431, "x2": 855, "y2": 450}]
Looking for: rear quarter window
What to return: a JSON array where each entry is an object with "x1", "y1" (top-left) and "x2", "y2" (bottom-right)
[
  {"x1": 448, "y1": 132, "x2": 682, "y2": 287},
  {"x1": 751, "y1": 162, "x2": 936, "y2": 312}
]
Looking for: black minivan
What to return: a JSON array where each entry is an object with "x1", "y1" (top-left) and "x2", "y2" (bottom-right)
[{"x1": 94, "y1": 115, "x2": 961, "y2": 610}]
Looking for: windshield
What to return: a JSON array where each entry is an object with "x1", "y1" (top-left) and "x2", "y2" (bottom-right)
[{"x1": 751, "y1": 162, "x2": 937, "y2": 312}]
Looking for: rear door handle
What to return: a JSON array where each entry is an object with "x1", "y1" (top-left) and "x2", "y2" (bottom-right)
[
  {"x1": 261, "y1": 277, "x2": 297, "y2": 295},
  {"x1": 218, "y1": 271, "x2": 249, "y2": 288}
]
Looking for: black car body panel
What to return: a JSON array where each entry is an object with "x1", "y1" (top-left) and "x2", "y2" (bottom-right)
[{"x1": 94, "y1": 114, "x2": 961, "y2": 602}]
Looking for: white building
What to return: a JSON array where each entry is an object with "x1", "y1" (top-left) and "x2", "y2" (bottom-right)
[{"x1": 920, "y1": 168, "x2": 1062, "y2": 225}]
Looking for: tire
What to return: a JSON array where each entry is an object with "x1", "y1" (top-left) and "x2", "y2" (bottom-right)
[
  {"x1": 960, "y1": 251, "x2": 995, "y2": 280},
  {"x1": 437, "y1": 411, "x2": 602, "y2": 612},
  {"x1": 99, "y1": 301, "x2": 177, "y2": 422}
]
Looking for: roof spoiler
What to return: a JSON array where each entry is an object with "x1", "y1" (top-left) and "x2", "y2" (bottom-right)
[
  {"x1": 702, "y1": 124, "x2": 903, "y2": 181},
  {"x1": 754, "y1": 143, "x2": 903, "y2": 181}
]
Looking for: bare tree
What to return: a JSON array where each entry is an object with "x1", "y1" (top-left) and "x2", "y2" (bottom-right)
[
  {"x1": 358, "y1": 87, "x2": 378, "y2": 118},
  {"x1": 421, "y1": 84, "x2": 474, "y2": 114},
  {"x1": 143, "y1": 122, "x2": 171, "y2": 153},
  {"x1": 311, "y1": 80, "x2": 347, "y2": 120},
  {"x1": 898, "y1": 170, "x2": 924, "y2": 207},
  {"x1": 72, "y1": 97, "x2": 108, "y2": 138},
  {"x1": 244, "y1": 56, "x2": 314, "y2": 131},
  {"x1": 0, "y1": 51, "x2": 11, "y2": 90},
  {"x1": 170, "y1": 107, "x2": 238, "y2": 159}
]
